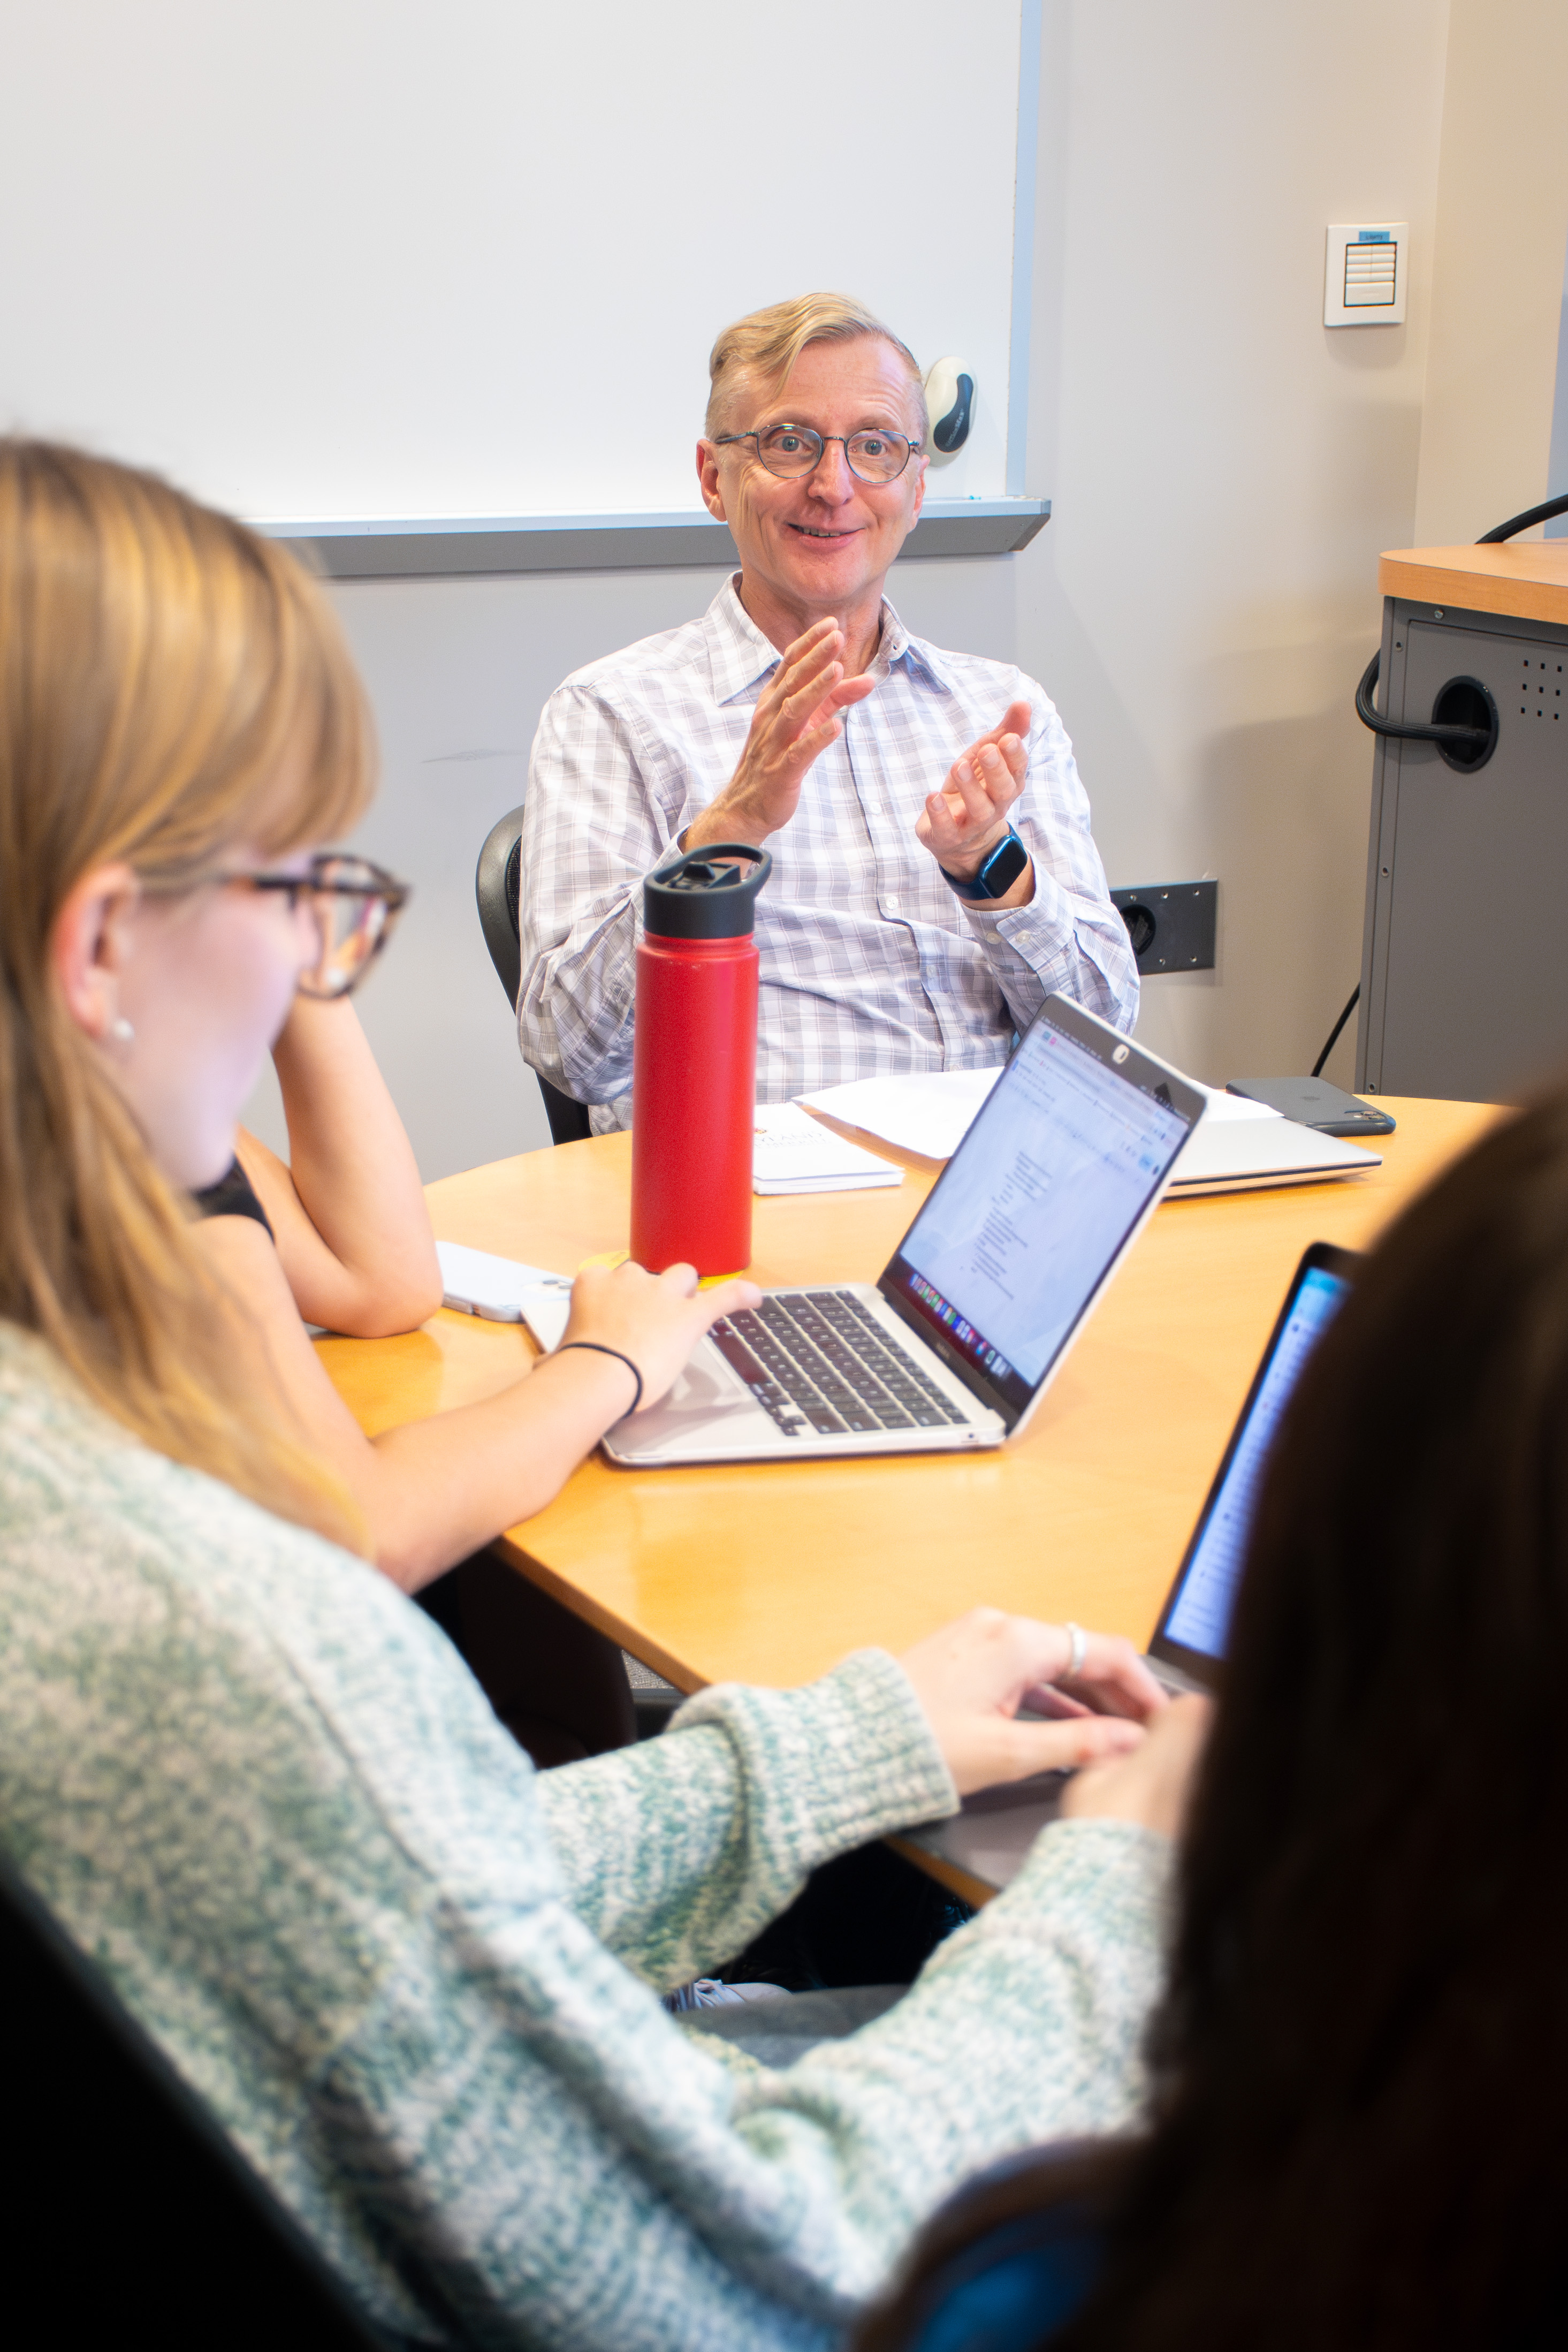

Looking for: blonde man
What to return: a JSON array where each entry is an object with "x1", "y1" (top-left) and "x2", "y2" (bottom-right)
[{"x1": 518, "y1": 293, "x2": 1137, "y2": 1130}]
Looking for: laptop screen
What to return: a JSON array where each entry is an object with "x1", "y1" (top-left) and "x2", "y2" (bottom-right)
[
  {"x1": 879, "y1": 1000, "x2": 1201, "y2": 1421},
  {"x1": 1151, "y1": 1247, "x2": 1356, "y2": 1680}
]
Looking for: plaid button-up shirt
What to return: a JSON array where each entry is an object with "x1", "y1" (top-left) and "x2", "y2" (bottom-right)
[{"x1": 518, "y1": 578, "x2": 1137, "y2": 1131}]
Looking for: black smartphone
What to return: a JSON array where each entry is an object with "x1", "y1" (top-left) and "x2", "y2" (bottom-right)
[{"x1": 1225, "y1": 1076, "x2": 1396, "y2": 1137}]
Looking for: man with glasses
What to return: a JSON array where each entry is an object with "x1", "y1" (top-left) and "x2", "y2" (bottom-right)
[{"x1": 517, "y1": 293, "x2": 1136, "y2": 1132}]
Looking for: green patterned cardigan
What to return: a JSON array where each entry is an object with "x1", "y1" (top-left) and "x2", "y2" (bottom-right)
[{"x1": 0, "y1": 1322, "x2": 1169, "y2": 2349}]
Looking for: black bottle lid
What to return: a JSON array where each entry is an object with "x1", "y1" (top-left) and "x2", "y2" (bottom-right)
[{"x1": 643, "y1": 843, "x2": 772, "y2": 939}]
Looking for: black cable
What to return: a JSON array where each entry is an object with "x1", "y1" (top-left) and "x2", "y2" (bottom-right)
[
  {"x1": 1353, "y1": 650, "x2": 1488, "y2": 748},
  {"x1": 1312, "y1": 986, "x2": 1360, "y2": 1079},
  {"x1": 1475, "y1": 491, "x2": 1568, "y2": 543}
]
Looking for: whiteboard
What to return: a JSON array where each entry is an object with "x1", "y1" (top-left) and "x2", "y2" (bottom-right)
[{"x1": 0, "y1": 0, "x2": 1031, "y2": 527}]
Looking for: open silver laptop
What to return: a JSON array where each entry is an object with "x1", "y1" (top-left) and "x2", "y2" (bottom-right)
[
  {"x1": 901, "y1": 1240, "x2": 1359, "y2": 1888},
  {"x1": 602, "y1": 995, "x2": 1206, "y2": 1468}
]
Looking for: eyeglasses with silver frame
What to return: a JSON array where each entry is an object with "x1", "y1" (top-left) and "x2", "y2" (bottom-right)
[{"x1": 712, "y1": 423, "x2": 919, "y2": 483}]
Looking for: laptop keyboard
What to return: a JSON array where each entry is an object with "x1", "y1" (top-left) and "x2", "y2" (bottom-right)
[{"x1": 708, "y1": 1290, "x2": 971, "y2": 1439}]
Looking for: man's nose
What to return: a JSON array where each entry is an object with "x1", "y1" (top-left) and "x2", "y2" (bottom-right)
[{"x1": 805, "y1": 438, "x2": 855, "y2": 500}]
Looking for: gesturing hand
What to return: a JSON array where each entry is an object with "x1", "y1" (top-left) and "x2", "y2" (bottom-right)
[
  {"x1": 684, "y1": 618, "x2": 876, "y2": 853},
  {"x1": 559, "y1": 1258, "x2": 761, "y2": 1415},
  {"x1": 915, "y1": 699, "x2": 1033, "y2": 887},
  {"x1": 897, "y1": 1607, "x2": 1168, "y2": 1797}
]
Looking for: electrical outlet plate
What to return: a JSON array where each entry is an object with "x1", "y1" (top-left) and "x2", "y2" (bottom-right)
[{"x1": 1110, "y1": 881, "x2": 1217, "y2": 975}]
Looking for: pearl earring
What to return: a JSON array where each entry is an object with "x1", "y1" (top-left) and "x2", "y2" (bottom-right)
[{"x1": 111, "y1": 1015, "x2": 135, "y2": 1044}]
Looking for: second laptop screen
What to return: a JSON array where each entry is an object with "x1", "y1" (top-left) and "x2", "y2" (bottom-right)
[{"x1": 1162, "y1": 1262, "x2": 1350, "y2": 1661}]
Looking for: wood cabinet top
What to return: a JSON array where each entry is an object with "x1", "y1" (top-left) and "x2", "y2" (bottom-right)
[{"x1": 1380, "y1": 543, "x2": 1568, "y2": 629}]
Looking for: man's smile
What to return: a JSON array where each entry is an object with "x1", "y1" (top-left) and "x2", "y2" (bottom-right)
[{"x1": 785, "y1": 521, "x2": 863, "y2": 539}]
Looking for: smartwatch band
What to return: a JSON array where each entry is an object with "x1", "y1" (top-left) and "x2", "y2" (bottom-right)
[{"x1": 939, "y1": 826, "x2": 1030, "y2": 903}]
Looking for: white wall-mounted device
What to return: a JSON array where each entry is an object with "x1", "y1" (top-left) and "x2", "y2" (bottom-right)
[
  {"x1": 923, "y1": 355, "x2": 975, "y2": 458},
  {"x1": 1325, "y1": 223, "x2": 1408, "y2": 327}
]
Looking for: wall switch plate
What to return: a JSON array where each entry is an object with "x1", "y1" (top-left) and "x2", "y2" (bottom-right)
[
  {"x1": 1110, "y1": 880, "x2": 1217, "y2": 974},
  {"x1": 1325, "y1": 223, "x2": 1407, "y2": 325}
]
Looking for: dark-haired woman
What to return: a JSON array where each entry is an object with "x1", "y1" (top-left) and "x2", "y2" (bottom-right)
[{"x1": 858, "y1": 1086, "x2": 1568, "y2": 2351}]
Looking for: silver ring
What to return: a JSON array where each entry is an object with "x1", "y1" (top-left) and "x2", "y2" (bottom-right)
[{"x1": 1063, "y1": 1621, "x2": 1087, "y2": 1681}]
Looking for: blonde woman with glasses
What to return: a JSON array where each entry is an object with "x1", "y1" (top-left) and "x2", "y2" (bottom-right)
[
  {"x1": 185, "y1": 846, "x2": 728, "y2": 1598},
  {"x1": 151, "y1": 618, "x2": 745, "y2": 1763},
  {"x1": 186, "y1": 868, "x2": 652, "y2": 1764},
  {"x1": 0, "y1": 439, "x2": 1179, "y2": 2352}
]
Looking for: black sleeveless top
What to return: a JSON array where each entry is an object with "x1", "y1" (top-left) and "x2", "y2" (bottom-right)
[{"x1": 190, "y1": 1157, "x2": 275, "y2": 1240}]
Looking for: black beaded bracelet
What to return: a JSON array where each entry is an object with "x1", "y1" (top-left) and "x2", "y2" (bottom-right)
[{"x1": 555, "y1": 1340, "x2": 644, "y2": 1415}]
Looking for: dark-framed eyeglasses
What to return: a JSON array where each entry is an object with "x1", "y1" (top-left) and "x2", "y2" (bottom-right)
[
  {"x1": 713, "y1": 423, "x2": 919, "y2": 484},
  {"x1": 226, "y1": 853, "x2": 411, "y2": 999}
]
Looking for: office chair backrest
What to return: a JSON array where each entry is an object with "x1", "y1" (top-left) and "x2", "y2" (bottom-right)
[
  {"x1": 476, "y1": 804, "x2": 526, "y2": 1010},
  {"x1": 0, "y1": 1847, "x2": 407, "y2": 2349},
  {"x1": 475, "y1": 804, "x2": 592, "y2": 1145}
]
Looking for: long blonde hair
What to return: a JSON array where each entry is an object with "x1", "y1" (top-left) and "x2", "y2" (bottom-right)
[{"x1": 0, "y1": 441, "x2": 372, "y2": 1544}]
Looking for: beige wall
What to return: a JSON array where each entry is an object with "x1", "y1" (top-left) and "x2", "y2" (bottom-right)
[
  {"x1": 1016, "y1": 0, "x2": 1568, "y2": 1095},
  {"x1": 1019, "y1": 0, "x2": 1455, "y2": 1090},
  {"x1": 1413, "y1": 0, "x2": 1568, "y2": 544}
]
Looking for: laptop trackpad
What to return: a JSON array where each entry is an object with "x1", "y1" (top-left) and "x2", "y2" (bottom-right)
[{"x1": 606, "y1": 1343, "x2": 760, "y2": 1457}]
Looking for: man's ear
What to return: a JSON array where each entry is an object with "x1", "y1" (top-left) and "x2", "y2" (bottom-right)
[
  {"x1": 909, "y1": 448, "x2": 928, "y2": 527},
  {"x1": 50, "y1": 864, "x2": 140, "y2": 1041},
  {"x1": 696, "y1": 438, "x2": 728, "y2": 522}
]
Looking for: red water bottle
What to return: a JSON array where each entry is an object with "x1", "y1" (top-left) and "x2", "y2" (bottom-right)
[{"x1": 630, "y1": 844, "x2": 772, "y2": 1277}]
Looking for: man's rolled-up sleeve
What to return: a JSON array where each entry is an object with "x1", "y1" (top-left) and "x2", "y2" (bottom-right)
[
  {"x1": 517, "y1": 685, "x2": 683, "y2": 1107},
  {"x1": 961, "y1": 696, "x2": 1139, "y2": 1038}
]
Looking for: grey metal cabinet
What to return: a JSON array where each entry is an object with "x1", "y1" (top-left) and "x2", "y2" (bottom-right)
[{"x1": 1358, "y1": 571, "x2": 1568, "y2": 1104}]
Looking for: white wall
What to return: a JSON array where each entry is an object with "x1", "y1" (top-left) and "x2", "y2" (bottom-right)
[
  {"x1": 242, "y1": 0, "x2": 1568, "y2": 1179},
  {"x1": 0, "y1": 0, "x2": 1020, "y2": 519},
  {"x1": 1020, "y1": 0, "x2": 1452, "y2": 1094}
]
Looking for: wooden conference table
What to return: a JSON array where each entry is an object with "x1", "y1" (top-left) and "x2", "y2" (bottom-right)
[{"x1": 321, "y1": 1098, "x2": 1495, "y2": 1726}]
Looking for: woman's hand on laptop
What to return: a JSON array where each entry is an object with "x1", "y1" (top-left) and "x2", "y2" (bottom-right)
[
  {"x1": 560, "y1": 1260, "x2": 762, "y2": 1415},
  {"x1": 897, "y1": 1609, "x2": 1168, "y2": 1797},
  {"x1": 1061, "y1": 1694, "x2": 1211, "y2": 1840}
]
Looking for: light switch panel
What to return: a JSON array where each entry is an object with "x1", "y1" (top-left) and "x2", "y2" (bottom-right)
[{"x1": 1325, "y1": 223, "x2": 1407, "y2": 327}]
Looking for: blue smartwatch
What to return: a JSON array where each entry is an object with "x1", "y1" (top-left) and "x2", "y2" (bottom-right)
[{"x1": 939, "y1": 826, "x2": 1030, "y2": 902}]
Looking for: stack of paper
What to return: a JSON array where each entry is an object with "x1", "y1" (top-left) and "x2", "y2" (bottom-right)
[
  {"x1": 796, "y1": 1067, "x2": 1002, "y2": 1160},
  {"x1": 796, "y1": 1066, "x2": 1380, "y2": 1194},
  {"x1": 753, "y1": 1101, "x2": 902, "y2": 1195},
  {"x1": 1192, "y1": 1083, "x2": 1282, "y2": 1124}
]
